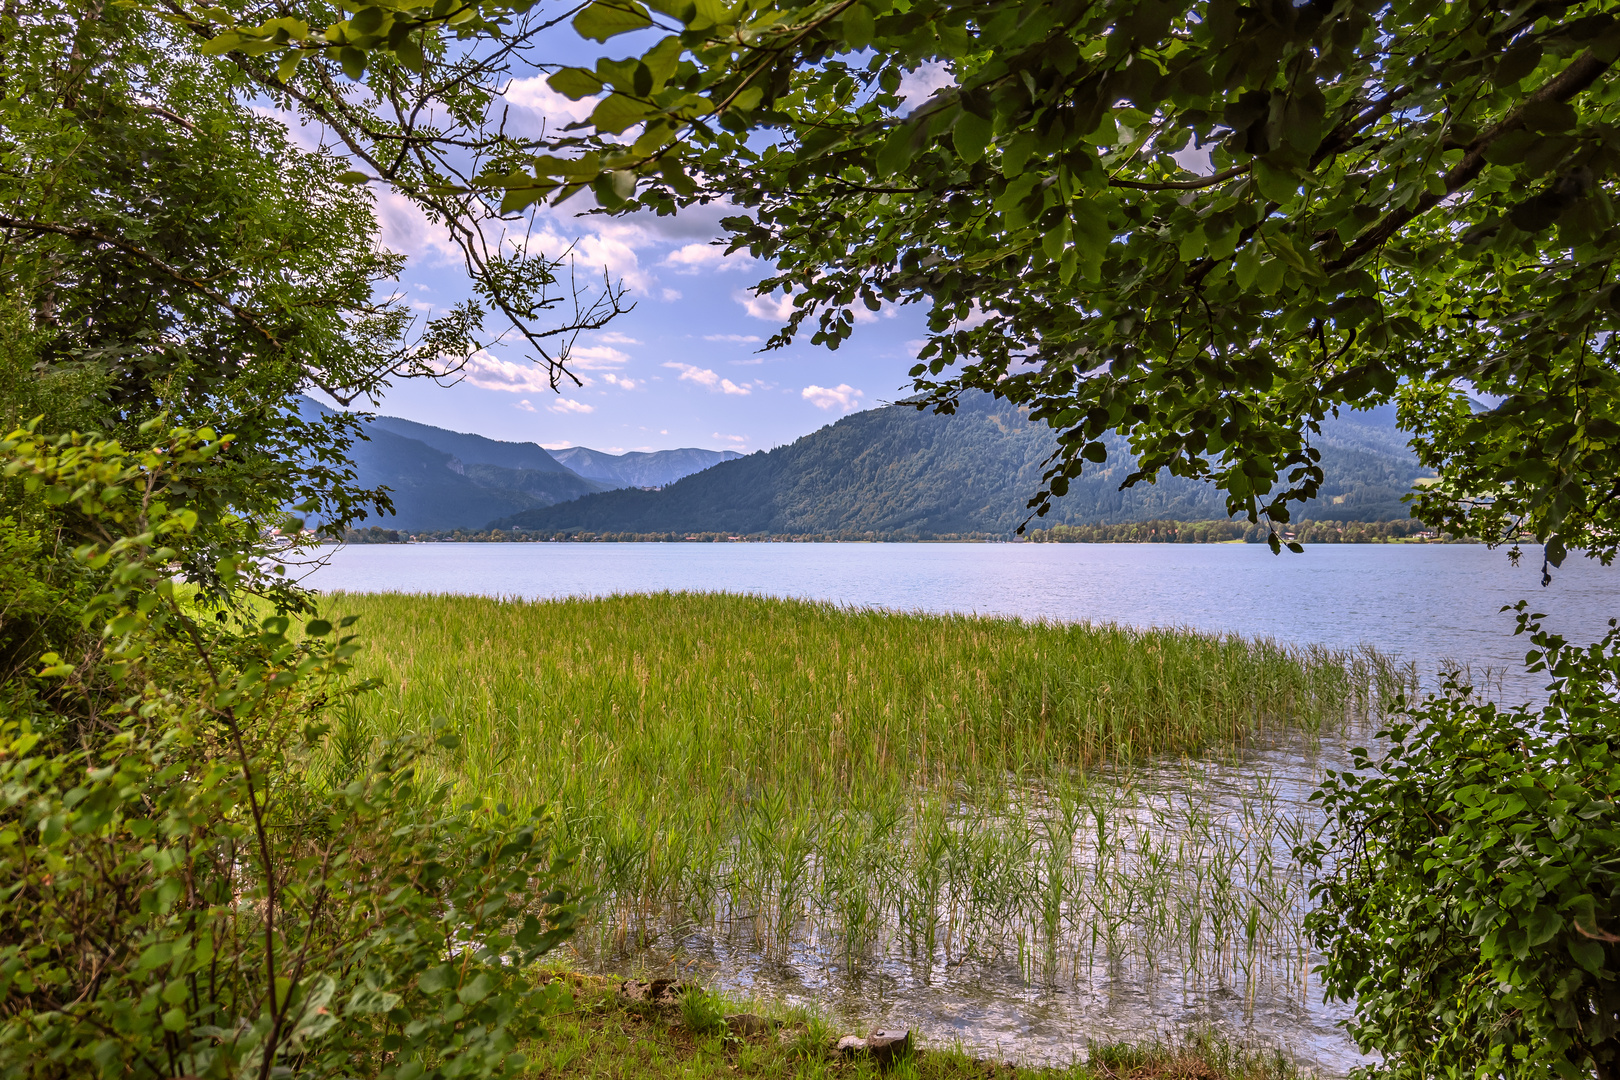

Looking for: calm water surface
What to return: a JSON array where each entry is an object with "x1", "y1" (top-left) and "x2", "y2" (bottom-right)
[
  {"x1": 301, "y1": 541, "x2": 1620, "y2": 1072},
  {"x1": 303, "y1": 542, "x2": 1619, "y2": 699}
]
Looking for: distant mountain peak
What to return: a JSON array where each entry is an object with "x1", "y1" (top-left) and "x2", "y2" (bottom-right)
[
  {"x1": 549, "y1": 446, "x2": 744, "y2": 489},
  {"x1": 290, "y1": 396, "x2": 751, "y2": 531}
]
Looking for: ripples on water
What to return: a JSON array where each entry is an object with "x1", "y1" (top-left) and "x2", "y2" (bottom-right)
[
  {"x1": 567, "y1": 724, "x2": 1372, "y2": 1075},
  {"x1": 305, "y1": 543, "x2": 1618, "y2": 1075}
]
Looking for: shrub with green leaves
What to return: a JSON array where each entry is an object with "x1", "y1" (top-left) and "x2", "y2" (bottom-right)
[
  {"x1": 1303, "y1": 605, "x2": 1620, "y2": 1078},
  {"x1": 0, "y1": 423, "x2": 583, "y2": 1080}
]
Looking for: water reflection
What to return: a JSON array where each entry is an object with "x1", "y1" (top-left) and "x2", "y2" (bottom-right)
[{"x1": 571, "y1": 724, "x2": 1375, "y2": 1076}]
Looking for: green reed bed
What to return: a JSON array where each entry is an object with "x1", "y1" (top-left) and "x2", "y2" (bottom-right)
[{"x1": 317, "y1": 591, "x2": 1408, "y2": 1014}]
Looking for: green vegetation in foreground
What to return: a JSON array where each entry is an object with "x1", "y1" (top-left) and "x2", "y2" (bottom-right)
[
  {"x1": 320, "y1": 591, "x2": 1407, "y2": 999},
  {"x1": 514, "y1": 969, "x2": 1298, "y2": 1080}
]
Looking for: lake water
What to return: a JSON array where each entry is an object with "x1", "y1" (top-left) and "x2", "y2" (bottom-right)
[
  {"x1": 301, "y1": 541, "x2": 1620, "y2": 700},
  {"x1": 299, "y1": 540, "x2": 1620, "y2": 1072}
]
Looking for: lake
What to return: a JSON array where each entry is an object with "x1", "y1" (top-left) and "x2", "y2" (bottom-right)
[
  {"x1": 301, "y1": 541, "x2": 1620, "y2": 700},
  {"x1": 302, "y1": 541, "x2": 1620, "y2": 1072}
]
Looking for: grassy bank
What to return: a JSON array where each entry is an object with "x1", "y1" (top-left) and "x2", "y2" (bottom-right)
[
  {"x1": 513, "y1": 969, "x2": 1298, "y2": 1080},
  {"x1": 316, "y1": 592, "x2": 1404, "y2": 1052}
]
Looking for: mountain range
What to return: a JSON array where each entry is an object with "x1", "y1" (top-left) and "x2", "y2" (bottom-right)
[
  {"x1": 295, "y1": 398, "x2": 740, "y2": 532},
  {"x1": 490, "y1": 394, "x2": 1432, "y2": 537}
]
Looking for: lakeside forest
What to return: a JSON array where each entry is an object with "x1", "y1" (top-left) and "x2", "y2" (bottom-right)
[
  {"x1": 5, "y1": 4, "x2": 1620, "y2": 1080},
  {"x1": 345, "y1": 518, "x2": 1449, "y2": 543}
]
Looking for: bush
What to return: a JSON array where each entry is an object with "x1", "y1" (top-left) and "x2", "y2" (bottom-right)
[
  {"x1": 0, "y1": 424, "x2": 583, "y2": 1079},
  {"x1": 1303, "y1": 604, "x2": 1620, "y2": 1077}
]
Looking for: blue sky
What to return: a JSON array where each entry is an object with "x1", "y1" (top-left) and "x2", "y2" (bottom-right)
[
  {"x1": 288, "y1": 43, "x2": 959, "y2": 456},
  {"x1": 361, "y1": 187, "x2": 929, "y2": 455}
]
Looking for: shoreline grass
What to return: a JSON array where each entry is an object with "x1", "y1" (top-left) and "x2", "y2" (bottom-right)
[
  {"x1": 322, "y1": 590, "x2": 1402, "y2": 789},
  {"x1": 313, "y1": 591, "x2": 1405, "y2": 1067},
  {"x1": 516, "y1": 966, "x2": 1301, "y2": 1080}
]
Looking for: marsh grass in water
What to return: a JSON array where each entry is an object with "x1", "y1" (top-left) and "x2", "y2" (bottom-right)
[{"x1": 316, "y1": 592, "x2": 1408, "y2": 1061}]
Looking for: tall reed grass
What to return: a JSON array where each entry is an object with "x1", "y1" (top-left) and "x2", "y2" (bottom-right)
[{"x1": 317, "y1": 591, "x2": 1409, "y2": 1010}]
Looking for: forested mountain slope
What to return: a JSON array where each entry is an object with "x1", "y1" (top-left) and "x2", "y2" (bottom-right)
[
  {"x1": 493, "y1": 395, "x2": 1430, "y2": 536},
  {"x1": 294, "y1": 398, "x2": 606, "y2": 530},
  {"x1": 295, "y1": 398, "x2": 750, "y2": 530},
  {"x1": 366, "y1": 414, "x2": 578, "y2": 473}
]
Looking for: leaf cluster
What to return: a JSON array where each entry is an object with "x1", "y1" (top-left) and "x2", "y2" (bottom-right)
[{"x1": 1303, "y1": 604, "x2": 1620, "y2": 1077}]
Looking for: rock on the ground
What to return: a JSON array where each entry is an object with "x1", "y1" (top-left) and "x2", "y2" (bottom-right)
[
  {"x1": 866, "y1": 1028, "x2": 911, "y2": 1066},
  {"x1": 836, "y1": 1028, "x2": 911, "y2": 1067}
]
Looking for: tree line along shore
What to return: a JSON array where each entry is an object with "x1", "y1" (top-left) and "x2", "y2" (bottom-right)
[{"x1": 341, "y1": 518, "x2": 1466, "y2": 545}]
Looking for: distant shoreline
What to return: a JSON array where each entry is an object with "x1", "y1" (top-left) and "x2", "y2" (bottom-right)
[{"x1": 337, "y1": 518, "x2": 1479, "y2": 546}]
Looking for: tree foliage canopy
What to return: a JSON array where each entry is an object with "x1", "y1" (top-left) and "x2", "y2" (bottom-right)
[{"x1": 214, "y1": 0, "x2": 1620, "y2": 565}]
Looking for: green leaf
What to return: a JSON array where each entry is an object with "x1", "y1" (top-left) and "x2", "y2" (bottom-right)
[
  {"x1": 952, "y1": 111, "x2": 993, "y2": 164},
  {"x1": 458, "y1": 972, "x2": 495, "y2": 1004},
  {"x1": 573, "y1": 1, "x2": 653, "y2": 42},
  {"x1": 1521, "y1": 99, "x2": 1578, "y2": 135},
  {"x1": 339, "y1": 47, "x2": 366, "y2": 81},
  {"x1": 876, "y1": 125, "x2": 914, "y2": 177},
  {"x1": 197, "y1": 31, "x2": 245, "y2": 56},
  {"x1": 1253, "y1": 160, "x2": 1296, "y2": 203},
  {"x1": 336, "y1": 171, "x2": 370, "y2": 185},
  {"x1": 1569, "y1": 935, "x2": 1605, "y2": 975},
  {"x1": 550, "y1": 67, "x2": 604, "y2": 101},
  {"x1": 1526, "y1": 905, "x2": 1563, "y2": 946},
  {"x1": 590, "y1": 93, "x2": 653, "y2": 134},
  {"x1": 1178, "y1": 226, "x2": 1206, "y2": 262},
  {"x1": 842, "y1": 3, "x2": 875, "y2": 51}
]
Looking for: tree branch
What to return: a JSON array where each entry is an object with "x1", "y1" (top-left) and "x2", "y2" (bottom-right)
[{"x1": 1329, "y1": 50, "x2": 1613, "y2": 271}]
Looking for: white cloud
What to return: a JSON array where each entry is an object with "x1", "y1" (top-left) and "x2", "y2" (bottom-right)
[
  {"x1": 713, "y1": 432, "x2": 749, "y2": 446},
  {"x1": 737, "y1": 290, "x2": 796, "y2": 322},
  {"x1": 663, "y1": 242, "x2": 755, "y2": 274},
  {"x1": 665, "y1": 362, "x2": 719, "y2": 387},
  {"x1": 541, "y1": 441, "x2": 574, "y2": 450},
  {"x1": 595, "y1": 331, "x2": 642, "y2": 345},
  {"x1": 516, "y1": 399, "x2": 536, "y2": 412},
  {"x1": 374, "y1": 188, "x2": 461, "y2": 263},
  {"x1": 462, "y1": 351, "x2": 553, "y2": 393},
  {"x1": 603, "y1": 373, "x2": 640, "y2": 390},
  {"x1": 899, "y1": 62, "x2": 956, "y2": 111},
  {"x1": 661, "y1": 288, "x2": 683, "y2": 301},
  {"x1": 549, "y1": 398, "x2": 595, "y2": 414},
  {"x1": 503, "y1": 76, "x2": 599, "y2": 125},
  {"x1": 664, "y1": 363, "x2": 751, "y2": 395},
  {"x1": 566, "y1": 344, "x2": 631, "y2": 371},
  {"x1": 802, "y1": 384, "x2": 864, "y2": 411},
  {"x1": 704, "y1": 333, "x2": 763, "y2": 344}
]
